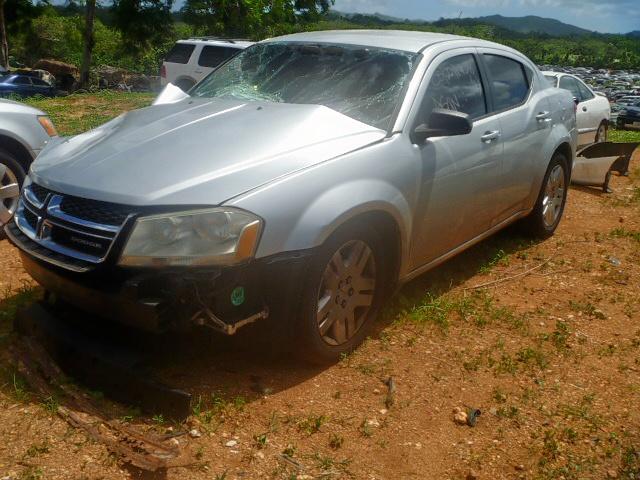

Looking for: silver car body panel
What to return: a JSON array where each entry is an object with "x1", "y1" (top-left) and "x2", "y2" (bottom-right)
[
  {"x1": 23, "y1": 31, "x2": 577, "y2": 283},
  {"x1": 0, "y1": 99, "x2": 50, "y2": 158},
  {"x1": 31, "y1": 99, "x2": 386, "y2": 205}
]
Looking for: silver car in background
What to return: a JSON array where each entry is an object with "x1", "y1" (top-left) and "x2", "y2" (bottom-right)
[
  {"x1": 0, "y1": 99, "x2": 57, "y2": 228},
  {"x1": 6, "y1": 30, "x2": 576, "y2": 363}
]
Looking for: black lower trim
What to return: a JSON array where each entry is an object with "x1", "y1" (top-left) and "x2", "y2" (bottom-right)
[{"x1": 19, "y1": 248, "x2": 313, "y2": 333}]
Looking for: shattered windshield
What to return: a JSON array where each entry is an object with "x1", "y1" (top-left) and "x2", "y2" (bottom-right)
[{"x1": 191, "y1": 42, "x2": 420, "y2": 130}]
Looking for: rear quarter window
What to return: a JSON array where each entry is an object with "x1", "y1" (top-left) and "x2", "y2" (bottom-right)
[
  {"x1": 483, "y1": 54, "x2": 530, "y2": 111},
  {"x1": 165, "y1": 43, "x2": 196, "y2": 64},
  {"x1": 198, "y1": 46, "x2": 240, "y2": 68}
]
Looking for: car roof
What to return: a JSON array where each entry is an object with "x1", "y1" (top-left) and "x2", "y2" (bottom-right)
[
  {"x1": 177, "y1": 38, "x2": 254, "y2": 48},
  {"x1": 261, "y1": 29, "x2": 470, "y2": 53}
]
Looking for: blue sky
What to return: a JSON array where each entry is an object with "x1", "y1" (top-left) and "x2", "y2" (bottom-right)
[{"x1": 332, "y1": 0, "x2": 640, "y2": 33}]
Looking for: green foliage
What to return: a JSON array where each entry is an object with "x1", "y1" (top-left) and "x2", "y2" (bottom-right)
[
  {"x1": 4, "y1": 4, "x2": 640, "y2": 76},
  {"x1": 181, "y1": 0, "x2": 333, "y2": 38},
  {"x1": 111, "y1": 0, "x2": 174, "y2": 53}
]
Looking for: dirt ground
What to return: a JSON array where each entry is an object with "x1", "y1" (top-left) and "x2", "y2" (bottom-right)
[{"x1": 1, "y1": 154, "x2": 639, "y2": 480}]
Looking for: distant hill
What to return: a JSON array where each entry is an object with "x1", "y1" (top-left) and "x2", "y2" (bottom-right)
[
  {"x1": 473, "y1": 15, "x2": 593, "y2": 36},
  {"x1": 333, "y1": 11, "x2": 601, "y2": 37},
  {"x1": 629, "y1": 31, "x2": 640, "y2": 38}
]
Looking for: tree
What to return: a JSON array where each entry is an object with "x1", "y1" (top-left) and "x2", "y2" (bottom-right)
[
  {"x1": 80, "y1": 0, "x2": 96, "y2": 87},
  {"x1": 0, "y1": 0, "x2": 8, "y2": 69},
  {"x1": 181, "y1": 0, "x2": 333, "y2": 38},
  {"x1": 111, "y1": 0, "x2": 174, "y2": 53}
]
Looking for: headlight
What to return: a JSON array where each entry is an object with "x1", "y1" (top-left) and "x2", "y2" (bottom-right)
[
  {"x1": 37, "y1": 116, "x2": 58, "y2": 137},
  {"x1": 119, "y1": 208, "x2": 262, "y2": 267}
]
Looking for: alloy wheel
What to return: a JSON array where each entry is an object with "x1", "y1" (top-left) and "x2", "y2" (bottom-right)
[
  {"x1": 542, "y1": 164, "x2": 565, "y2": 228},
  {"x1": 316, "y1": 240, "x2": 377, "y2": 346},
  {"x1": 0, "y1": 163, "x2": 20, "y2": 225}
]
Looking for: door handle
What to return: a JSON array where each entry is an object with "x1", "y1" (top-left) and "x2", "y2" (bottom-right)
[
  {"x1": 194, "y1": 70, "x2": 204, "y2": 74},
  {"x1": 481, "y1": 130, "x2": 501, "y2": 143},
  {"x1": 536, "y1": 111, "x2": 552, "y2": 122}
]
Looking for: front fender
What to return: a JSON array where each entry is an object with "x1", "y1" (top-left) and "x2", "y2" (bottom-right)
[{"x1": 282, "y1": 179, "x2": 412, "y2": 258}]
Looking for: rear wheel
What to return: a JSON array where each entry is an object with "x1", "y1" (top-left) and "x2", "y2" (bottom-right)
[
  {"x1": 0, "y1": 148, "x2": 25, "y2": 228},
  {"x1": 520, "y1": 153, "x2": 568, "y2": 238},
  {"x1": 595, "y1": 121, "x2": 608, "y2": 143},
  {"x1": 294, "y1": 223, "x2": 388, "y2": 364}
]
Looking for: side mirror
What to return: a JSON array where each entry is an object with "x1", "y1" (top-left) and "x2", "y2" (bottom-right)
[
  {"x1": 574, "y1": 96, "x2": 580, "y2": 106},
  {"x1": 153, "y1": 82, "x2": 190, "y2": 106},
  {"x1": 411, "y1": 109, "x2": 473, "y2": 144}
]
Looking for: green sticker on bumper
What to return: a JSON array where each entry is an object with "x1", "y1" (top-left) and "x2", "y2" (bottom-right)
[{"x1": 231, "y1": 286, "x2": 245, "y2": 306}]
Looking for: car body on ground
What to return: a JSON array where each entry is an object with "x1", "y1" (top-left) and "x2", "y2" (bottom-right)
[
  {"x1": 543, "y1": 71, "x2": 610, "y2": 146},
  {"x1": 0, "y1": 74, "x2": 57, "y2": 98},
  {"x1": 160, "y1": 38, "x2": 254, "y2": 92},
  {"x1": 0, "y1": 99, "x2": 57, "y2": 228},
  {"x1": 6, "y1": 30, "x2": 577, "y2": 363}
]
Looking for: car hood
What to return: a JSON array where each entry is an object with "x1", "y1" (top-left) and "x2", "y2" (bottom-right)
[
  {"x1": 0, "y1": 98, "x2": 45, "y2": 116},
  {"x1": 30, "y1": 98, "x2": 386, "y2": 206}
]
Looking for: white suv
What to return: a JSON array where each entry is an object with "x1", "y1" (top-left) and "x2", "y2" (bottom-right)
[{"x1": 160, "y1": 38, "x2": 254, "y2": 92}]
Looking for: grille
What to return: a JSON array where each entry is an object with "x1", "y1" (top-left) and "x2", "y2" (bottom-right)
[
  {"x1": 23, "y1": 207, "x2": 38, "y2": 230},
  {"x1": 13, "y1": 182, "x2": 135, "y2": 271},
  {"x1": 29, "y1": 183, "x2": 50, "y2": 204},
  {"x1": 60, "y1": 195, "x2": 131, "y2": 226},
  {"x1": 6, "y1": 222, "x2": 92, "y2": 272}
]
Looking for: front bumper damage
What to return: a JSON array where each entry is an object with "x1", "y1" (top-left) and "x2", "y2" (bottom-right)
[
  {"x1": 572, "y1": 141, "x2": 639, "y2": 193},
  {"x1": 9, "y1": 223, "x2": 312, "y2": 334}
]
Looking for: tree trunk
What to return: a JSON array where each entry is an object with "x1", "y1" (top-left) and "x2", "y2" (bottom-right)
[
  {"x1": 80, "y1": 0, "x2": 96, "y2": 88},
  {"x1": 0, "y1": 0, "x2": 9, "y2": 70}
]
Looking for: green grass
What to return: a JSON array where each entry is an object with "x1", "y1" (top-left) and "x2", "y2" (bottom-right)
[
  {"x1": 23, "y1": 91, "x2": 154, "y2": 136},
  {"x1": 609, "y1": 128, "x2": 640, "y2": 143}
]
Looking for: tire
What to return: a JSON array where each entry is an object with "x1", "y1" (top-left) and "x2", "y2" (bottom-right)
[
  {"x1": 595, "y1": 121, "x2": 608, "y2": 143},
  {"x1": 0, "y1": 148, "x2": 26, "y2": 230},
  {"x1": 520, "y1": 152, "x2": 569, "y2": 239},
  {"x1": 293, "y1": 223, "x2": 390, "y2": 364}
]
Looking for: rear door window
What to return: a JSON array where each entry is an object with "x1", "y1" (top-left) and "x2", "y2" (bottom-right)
[
  {"x1": 198, "y1": 46, "x2": 240, "y2": 68},
  {"x1": 165, "y1": 43, "x2": 196, "y2": 64},
  {"x1": 559, "y1": 76, "x2": 581, "y2": 100},
  {"x1": 576, "y1": 80, "x2": 595, "y2": 101},
  {"x1": 483, "y1": 54, "x2": 530, "y2": 111},
  {"x1": 421, "y1": 54, "x2": 487, "y2": 120},
  {"x1": 32, "y1": 78, "x2": 49, "y2": 86}
]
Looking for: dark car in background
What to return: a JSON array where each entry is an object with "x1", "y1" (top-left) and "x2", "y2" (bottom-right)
[
  {"x1": 616, "y1": 101, "x2": 640, "y2": 129},
  {"x1": 0, "y1": 74, "x2": 57, "y2": 98}
]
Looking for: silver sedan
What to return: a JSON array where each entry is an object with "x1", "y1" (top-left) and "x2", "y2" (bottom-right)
[
  {"x1": 8, "y1": 31, "x2": 577, "y2": 363},
  {"x1": 0, "y1": 99, "x2": 57, "y2": 227}
]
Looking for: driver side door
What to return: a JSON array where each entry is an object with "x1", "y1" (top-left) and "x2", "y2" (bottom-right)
[{"x1": 408, "y1": 49, "x2": 503, "y2": 270}]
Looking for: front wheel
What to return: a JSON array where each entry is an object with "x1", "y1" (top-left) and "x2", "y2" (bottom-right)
[
  {"x1": 294, "y1": 224, "x2": 388, "y2": 364},
  {"x1": 520, "y1": 153, "x2": 568, "y2": 238},
  {"x1": 0, "y1": 148, "x2": 25, "y2": 228}
]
